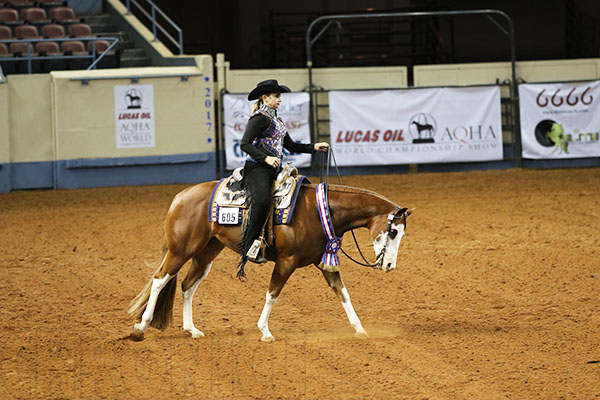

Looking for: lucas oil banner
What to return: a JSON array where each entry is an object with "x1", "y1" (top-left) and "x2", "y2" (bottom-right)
[
  {"x1": 223, "y1": 92, "x2": 311, "y2": 170},
  {"x1": 519, "y1": 81, "x2": 600, "y2": 159},
  {"x1": 328, "y1": 86, "x2": 503, "y2": 166},
  {"x1": 114, "y1": 84, "x2": 155, "y2": 148}
]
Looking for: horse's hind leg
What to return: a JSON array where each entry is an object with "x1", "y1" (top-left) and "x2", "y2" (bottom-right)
[
  {"x1": 181, "y1": 238, "x2": 225, "y2": 338},
  {"x1": 129, "y1": 251, "x2": 188, "y2": 340},
  {"x1": 320, "y1": 269, "x2": 368, "y2": 338}
]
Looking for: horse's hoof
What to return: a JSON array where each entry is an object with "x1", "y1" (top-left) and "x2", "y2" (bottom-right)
[
  {"x1": 131, "y1": 325, "x2": 145, "y2": 341},
  {"x1": 260, "y1": 335, "x2": 275, "y2": 343},
  {"x1": 185, "y1": 328, "x2": 205, "y2": 338},
  {"x1": 355, "y1": 330, "x2": 369, "y2": 339}
]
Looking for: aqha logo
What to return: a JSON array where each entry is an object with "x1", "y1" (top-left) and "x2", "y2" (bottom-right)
[
  {"x1": 408, "y1": 113, "x2": 436, "y2": 143},
  {"x1": 125, "y1": 88, "x2": 143, "y2": 109}
]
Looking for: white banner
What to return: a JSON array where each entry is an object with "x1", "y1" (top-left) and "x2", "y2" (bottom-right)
[
  {"x1": 114, "y1": 84, "x2": 155, "y2": 148},
  {"x1": 519, "y1": 81, "x2": 600, "y2": 159},
  {"x1": 223, "y1": 92, "x2": 311, "y2": 170},
  {"x1": 329, "y1": 87, "x2": 503, "y2": 166}
]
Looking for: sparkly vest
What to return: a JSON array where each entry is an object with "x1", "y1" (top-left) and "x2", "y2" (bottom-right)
[{"x1": 247, "y1": 103, "x2": 287, "y2": 162}]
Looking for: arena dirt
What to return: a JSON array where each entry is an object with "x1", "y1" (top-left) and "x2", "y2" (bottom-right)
[{"x1": 0, "y1": 168, "x2": 598, "y2": 399}]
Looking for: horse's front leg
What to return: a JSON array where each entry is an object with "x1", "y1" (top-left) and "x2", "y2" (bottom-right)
[
  {"x1": 321, "y1": 269, "x2": 368, "y2": 338},
  {"x1": 257, "y1": 259, "x2": 296, "y2": 342}
]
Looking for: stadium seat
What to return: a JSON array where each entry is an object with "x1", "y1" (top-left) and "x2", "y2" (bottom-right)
[
  {"x1": 4, "y1": 0, "x2": 34, "y2": 4},
  {"x1": 88, "y1": 40, "x2": 109, "y2": 53},
  {"x1": 62, "y1": 40, "x2": 88, "y2": 70},
  {"x1": 49, "y1": 6, "x2": 78, "y2": 23},
  {"x1": 41, "y1": 22, "x2": 65, "y2": 38},
  {"x1": 9, "y1": 41, "x2": 34, "y2": 55},
  {"x1": 61, "y1": 39, "x2": 85, "y2": 54},
  {"x1": 35, "y1": 40, "x2": 59, "y2": 54},
  {"x1": 0, "y1": 25, "x2": 14, "y2": 39},
  {"x1": 21, "y1": 7, "x2": 48, "y2": 23},
  {"x1": 0, "y1": 8, "x2": 20, "y2": 22},
  {"x1": 68, "y1": 23, "x2": 92, "y2": 38},
  {"x1": 0, "y1": 42, "x2": 8, "y2": 55},
  {"x1": 35, "y1": 0, "x2": 67, "y2": 14},
  {"x1": 37, "y1": 39, "x2": 64, "y2": 71},
  {"x1": 36, "y1": 0, "x2": 66, "y2": 4},
  {"x1": 15, "y1": 23, "x2": 39, "y2": 39}
]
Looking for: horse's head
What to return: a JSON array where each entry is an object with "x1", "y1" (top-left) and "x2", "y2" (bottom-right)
[{"x1": 369, "y1": 207, "x2": 411, "y2": 272}]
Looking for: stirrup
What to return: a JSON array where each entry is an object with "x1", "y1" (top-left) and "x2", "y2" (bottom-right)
[{"x1": 246, "y1": 239, "x2": 267, "y2": 264}]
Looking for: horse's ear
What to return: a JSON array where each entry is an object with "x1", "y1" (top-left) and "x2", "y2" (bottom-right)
[{"x1": 407, "y1": 207, "x2": 415, "y2": 216}]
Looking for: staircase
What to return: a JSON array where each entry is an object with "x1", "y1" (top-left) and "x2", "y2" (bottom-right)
[{"x1": 83, "y1": 13, "x2": 152, "y2": 68}]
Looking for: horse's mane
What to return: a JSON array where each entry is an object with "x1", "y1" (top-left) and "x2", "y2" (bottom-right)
[{"x1": 301, "y1": 183, "x2": 395, "y2": 205}]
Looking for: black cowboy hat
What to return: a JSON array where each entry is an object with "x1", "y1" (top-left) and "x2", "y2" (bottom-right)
[{"x1": 247, "y1": 79, "x2": 291, "y2": 100}]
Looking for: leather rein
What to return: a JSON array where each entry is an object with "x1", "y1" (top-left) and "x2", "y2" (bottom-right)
[{"x1": 319, "y1": 149, "x2": 408, "y2": 269}]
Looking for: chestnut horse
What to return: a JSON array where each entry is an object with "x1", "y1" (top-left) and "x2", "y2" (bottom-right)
[{"x1": 128, "y1": 181, "x2": 410, "y2": 341}]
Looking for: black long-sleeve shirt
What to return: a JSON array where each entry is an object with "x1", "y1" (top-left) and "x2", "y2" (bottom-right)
[{"x1": 240, "y1": 113, "x2": 314, "y2": 164}]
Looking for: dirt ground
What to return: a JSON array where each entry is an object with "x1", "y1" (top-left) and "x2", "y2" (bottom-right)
[{"x1": 0, "y1": 167, "x2": 599, "y2": 399}]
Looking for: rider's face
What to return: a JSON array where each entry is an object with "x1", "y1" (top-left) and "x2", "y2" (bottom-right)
[{"x1": 262, "y1": 93, "x2": 282, "y2": 109}]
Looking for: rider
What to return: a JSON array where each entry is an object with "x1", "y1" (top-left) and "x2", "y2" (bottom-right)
[{"x1": 239, "y1": 79, "x2": 329, "y2": 271}]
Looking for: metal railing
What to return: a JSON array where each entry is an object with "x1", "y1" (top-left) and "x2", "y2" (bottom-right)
[
  {"x1": 0, "y1": 37, "x2": 120, "y2": 74},
  {"x1": 123, "y1": 0, "x2": 183, "y2": 55}
]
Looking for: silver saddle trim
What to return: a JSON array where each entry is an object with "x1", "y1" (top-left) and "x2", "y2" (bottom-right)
[{"x1": 215, "y1": 165, "x2": 298, "y2": 209}]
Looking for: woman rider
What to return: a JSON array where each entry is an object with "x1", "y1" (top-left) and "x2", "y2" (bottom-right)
[{"x1": 239, "y1": 79, "x2": 329, "y2": 273}]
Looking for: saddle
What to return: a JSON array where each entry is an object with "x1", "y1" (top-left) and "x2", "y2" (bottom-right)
[
  {"x1": 214, "y1": 164, "x2": 300, "y2": 210},
  {"x1": 210, "y1": 165, "x2": 307, "y2": 258}
]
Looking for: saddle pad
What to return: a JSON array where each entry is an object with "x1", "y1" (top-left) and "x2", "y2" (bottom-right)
[{"x1": 208, "y1": 175, "x2": 309, "y2": 225}]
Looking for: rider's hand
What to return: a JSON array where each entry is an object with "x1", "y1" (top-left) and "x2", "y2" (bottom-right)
[
  {"x1": 265, "y1": 156, "x2": 281, "y2": 168},
  {"x1": 314, "y1": 142, "x2": 330, "y2": 152}
]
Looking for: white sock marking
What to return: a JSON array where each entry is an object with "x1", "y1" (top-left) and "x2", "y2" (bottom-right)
[
  {"x1": 257, "y1": 292, "x2": 277, "y2": 341},
  {"x1": 137, "y1": 273, "x2": 171, "y2": 332},
  {"x1": 340, "y1": 288, "x2": 367, "y2": 334},
  {"x1": 182, "y1": 263, "x2": 212, "y2": 337}
]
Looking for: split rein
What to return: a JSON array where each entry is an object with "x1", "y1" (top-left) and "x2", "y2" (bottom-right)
[{"x1": 318, "y1": 149, "x2": 407, "y2": 270}]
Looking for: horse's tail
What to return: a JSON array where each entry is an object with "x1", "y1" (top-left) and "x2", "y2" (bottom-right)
[{"x1": 127, "y1": 244, "x2": 178, "y2": 330}]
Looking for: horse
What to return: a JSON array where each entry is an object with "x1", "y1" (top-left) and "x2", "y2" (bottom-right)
[
  {"x1": 128, "y1": 181, "x2": 411, "y2": 342},
  {"x1": 411, "y1": 120, "x2": 434, "y2": 139}
]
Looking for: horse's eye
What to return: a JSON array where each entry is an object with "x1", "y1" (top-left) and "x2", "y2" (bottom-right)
[{"x1": 389, "y1": 229, "x2": 398, "y2": 239}]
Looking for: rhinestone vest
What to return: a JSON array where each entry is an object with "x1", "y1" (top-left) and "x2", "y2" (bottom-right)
[{"x1": 247, "y1": 103, "x2": 287, "y2": 161}]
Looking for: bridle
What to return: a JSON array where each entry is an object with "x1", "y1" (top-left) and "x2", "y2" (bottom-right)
[{"x1": 319, "y1": 149, "x2": 408, "y2": 270}]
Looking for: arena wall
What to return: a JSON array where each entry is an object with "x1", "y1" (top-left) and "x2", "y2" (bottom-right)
[
  {"x1": 6, "y1": 74, "x2": 54, "y2": 190},
  {"x1": 0, "y1": 56, "x2": 215, "y2": 193},
  {"x1": 3, "y1": 54, "x2": 600, "y2": 193},
  {"x1": 0, "y1": 80, "x2": 9, "y2": 192},
  {"x1": 413, "y1": 58, "x2": 600, "y2": 87},
  {"x1": 50, "y1": 62, "x2": 215, "y2": 189}
]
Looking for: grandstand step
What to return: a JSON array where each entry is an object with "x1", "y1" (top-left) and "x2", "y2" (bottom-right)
[
  {"x1": 82, "y1": 14, "x2": 113, "y2": 25},
  {"x1": 90, "y1": 24, "x2": 120, "y2": 34},
  {"x1": 120, "y1": 57, "x2": 152, "y2": 67},
  {"x1": 121, "y1": 48, "x2": 147, "y2": 58}
]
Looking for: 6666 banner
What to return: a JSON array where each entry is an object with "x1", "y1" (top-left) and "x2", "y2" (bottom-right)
[
  {"x1": 223, "y1": 92, "x2": 311, "y2": 170},
  {"x1": 519, "y1": 80, "x2": 600, "y2": 159},
  {"x1": 328, "y1": 86, "x2": 503, "y2": 166}
]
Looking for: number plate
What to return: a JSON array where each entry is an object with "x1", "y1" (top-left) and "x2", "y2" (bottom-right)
[{"x1": 218, "y1": 207, "x2": 239, "y2": 225}]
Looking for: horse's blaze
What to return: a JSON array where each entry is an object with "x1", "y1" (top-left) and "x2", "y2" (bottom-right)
[{"x1": 372, "y1": 223, "x2": 405, "y2": 272}]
